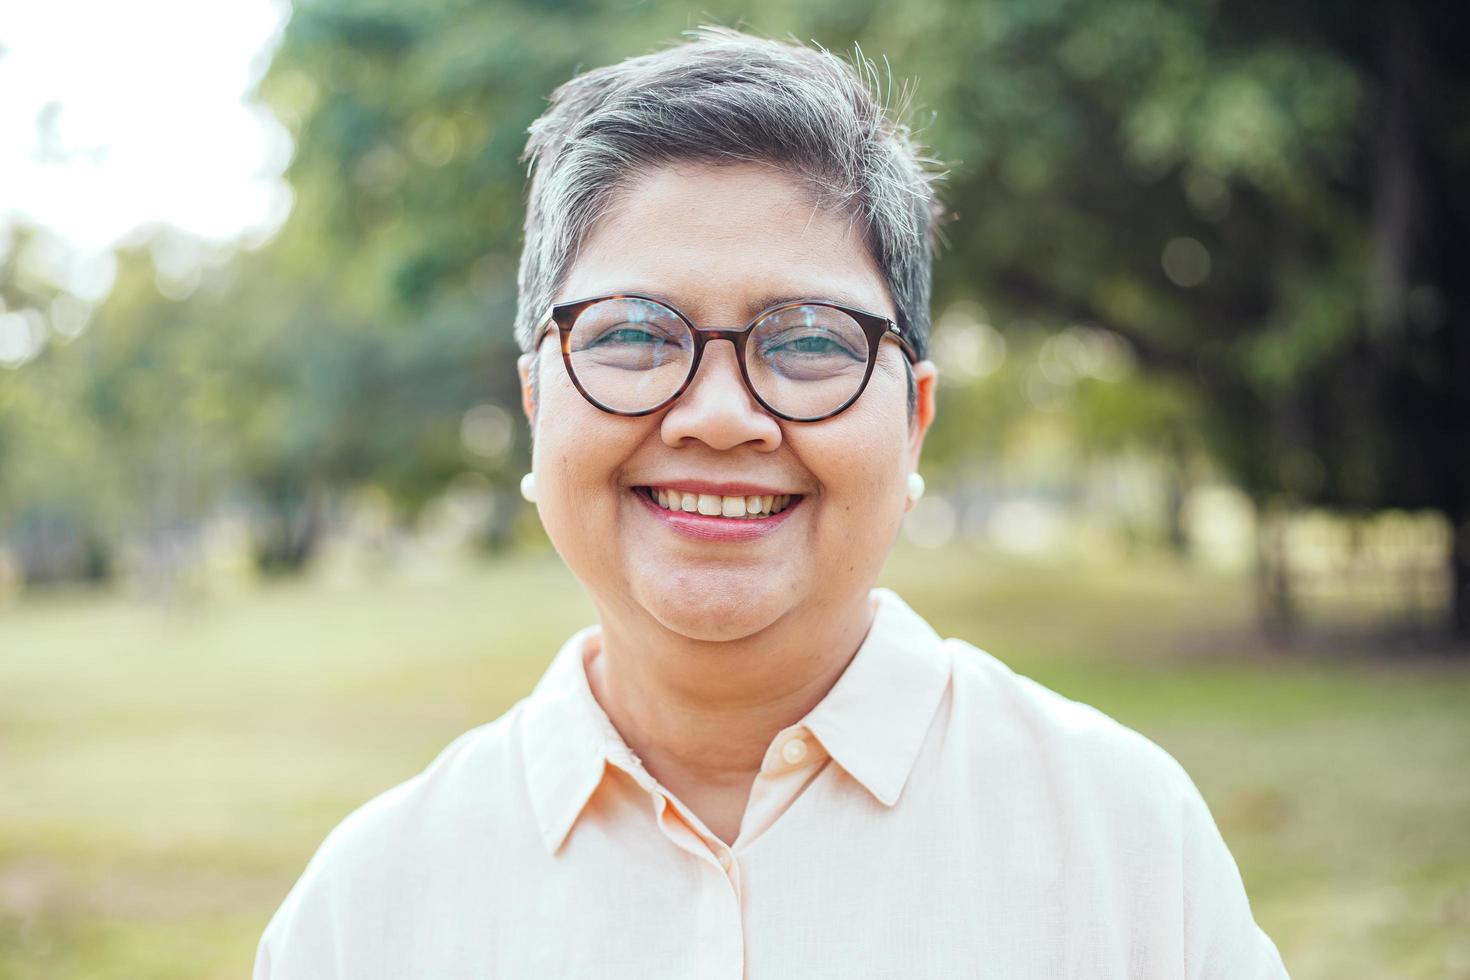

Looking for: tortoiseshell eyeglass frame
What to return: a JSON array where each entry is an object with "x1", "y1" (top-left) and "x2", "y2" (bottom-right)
[{"x1": 528, "y1": 292, "x2": 920, "y2": 423}]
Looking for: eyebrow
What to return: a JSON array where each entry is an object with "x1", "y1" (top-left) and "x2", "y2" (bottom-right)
[
  {"x1": 611, "y1": 288, "x2": 879, "y2": 321},
  {"x1": 746, "y1": 293, "x2": 839, "y2": 314}
]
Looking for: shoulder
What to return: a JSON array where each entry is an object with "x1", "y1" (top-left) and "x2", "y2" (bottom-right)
[
  {"x1": 315, "y1": 703, "x2": 526, "y2": 864},
  {"x1": 935, "y1": 638, "x2": 1292, "y2": 976},
  {"x1": 255, "y1": 704, "x2": 532, "y2": 976},
  {"x1": 940, "y1": 635, "x2": 1198, "y2": 821}
]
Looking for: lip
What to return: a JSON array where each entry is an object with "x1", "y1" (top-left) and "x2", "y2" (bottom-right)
[
  {"x1": 632, "y1": 487, "x2": 802, "y2": 541},
  {"x1": 633, "y1": 479, "x2": 802, "y2": 497}
]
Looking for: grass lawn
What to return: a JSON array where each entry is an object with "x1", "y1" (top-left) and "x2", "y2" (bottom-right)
[{"x1": 1, "y1": 542, "x2": 1467, "y2": 979}]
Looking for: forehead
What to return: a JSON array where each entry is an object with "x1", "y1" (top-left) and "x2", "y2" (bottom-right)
[{"x1": 560, "y1": 162, "x2": 895, "y2": 321}]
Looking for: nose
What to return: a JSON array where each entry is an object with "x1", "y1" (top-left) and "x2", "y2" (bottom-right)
[{"x1": 660, "y1": 340, "x2": 783, "y2": 452}]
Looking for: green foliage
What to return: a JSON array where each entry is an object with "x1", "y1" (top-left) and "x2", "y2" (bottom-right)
[
  {"x1": 250, "y1": 0, "x2": 1467, "y2": 519},
  {"x1": 2, "y1": 0, "x2": 1466, "y2": 591}
]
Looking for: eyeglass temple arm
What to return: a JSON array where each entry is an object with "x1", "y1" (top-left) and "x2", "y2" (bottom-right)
[
  {"x1": 528, "y1": 310, "x2": 556, "y2": 351},
  {"x1": 886, "y1": 322, "x2": 921, "y2": 364}
]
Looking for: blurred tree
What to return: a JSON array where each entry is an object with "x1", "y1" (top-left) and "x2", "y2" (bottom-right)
[
  {"x1": 0, "y1": 228, "x2": 118, "y2": 584},
  {"x1": 904, "y1": 0, "x2": 1470, "y2": 636},
  {"x1": 4, "y1": 0, "x2": 1465, "y2": 637},
  {"x1": 260, "y1": 0, "x2": 1467, "y2": 634}
]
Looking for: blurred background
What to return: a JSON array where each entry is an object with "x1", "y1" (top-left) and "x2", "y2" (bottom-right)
[{"x1": 2, "y1": 0, "x2": 1467, "y2": 976}]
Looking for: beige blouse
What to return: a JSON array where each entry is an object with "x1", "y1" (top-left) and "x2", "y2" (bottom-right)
[{"x1": 256, "y1": 588, "x2": 1290, "y2": 979}]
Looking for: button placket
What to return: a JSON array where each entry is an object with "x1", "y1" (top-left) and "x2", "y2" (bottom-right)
[
  {"x1": 649, "y1": 791, "x2": 744, "y2": 897},
  {"x1": 650, "y1": 792, "x2": 714, "y2": 864},
  {"x1": 691, "y1": 857, "x2": 745, "y2": 980},
  {"x1": 647, "y1": 793, "x2": 744, "y2": 979}
]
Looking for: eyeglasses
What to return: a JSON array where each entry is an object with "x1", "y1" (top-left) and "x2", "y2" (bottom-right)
[{"x1": 530, "y1": 292, "x2": 919, "y2": 423}]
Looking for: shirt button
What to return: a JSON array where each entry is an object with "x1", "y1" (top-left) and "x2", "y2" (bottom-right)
[
  {"x1": 781, "y1": 737, "x2": 808, "y2": 765},
  {"x1": 719, "y1": 852, "x2": 732, "y2": 871}
]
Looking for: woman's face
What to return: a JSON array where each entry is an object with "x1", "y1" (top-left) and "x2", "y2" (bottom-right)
[{"x1": 519, "y1": 162, "x2": 937, "y2": 643}]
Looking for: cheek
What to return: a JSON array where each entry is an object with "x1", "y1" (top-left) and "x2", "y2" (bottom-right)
[
  {"x1": 532, "y1": 364, "x2": 635, "y2": 524},
  {"x1": 795, "y1": 385, "x2": 911, "y2": 505},
  {"x1": 531, "y1": 400, "x2": 638, "y2": 592}
]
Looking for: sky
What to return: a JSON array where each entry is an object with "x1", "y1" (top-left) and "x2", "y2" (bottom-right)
[{"x1": 0, "y1": 0, "x2": 294, "y2": 265}]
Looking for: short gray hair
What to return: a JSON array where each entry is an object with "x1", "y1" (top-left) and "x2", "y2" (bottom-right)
[{"x1": 514, "y1": 26, "x2": 943, "y2": 363}]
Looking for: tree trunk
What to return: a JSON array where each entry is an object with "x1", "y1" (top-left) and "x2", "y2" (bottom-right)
[
  {"x1": 1372, "y1": 0, "x2": 1470, "y2": 644},
  {"x1": 255, "y1": 482, "x2": 328, "y2": 574},
  {"x1": 1255, "y1": 502, "x2": 1294, "y2": 642},
  {"x1": 1452, "y1": 514, "x2": 1470, "y2": 641}
]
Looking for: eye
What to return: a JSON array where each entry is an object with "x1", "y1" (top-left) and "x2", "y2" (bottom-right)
[
  {"x1": 754, "y1": 305, "x2": 869, "y2": 364},
  {"x1": 580, "y1": 322, "x2": 691, "y2": 351},
  {"x1": 775, "y1": 335, "x2": 849, "y2": 355},
  {"x1": 594, "y1": 326, "x2": 664, "y2": 345},
  {"x1": 762, "y1": 330, "x2": 864, "y2": 360}
]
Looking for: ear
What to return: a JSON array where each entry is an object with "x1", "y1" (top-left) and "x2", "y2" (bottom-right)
[
  {"x1": 906, "y1": 359, "x2": 938, "y2": 474},
  {"x1": 517, "y1": 351, "x2": 538, "y2": 437}
]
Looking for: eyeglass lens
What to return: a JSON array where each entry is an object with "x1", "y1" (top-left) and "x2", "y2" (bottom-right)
[{"x1": 565, "y1": 297, "x2": 872, "y2": 419}]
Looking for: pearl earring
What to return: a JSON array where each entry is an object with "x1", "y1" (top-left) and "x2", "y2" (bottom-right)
[
  {"x1": 520, "y1": 472, "x2": 537, "y2": 503},
  {"x1": 906, "y1": 472, "x2": 926, "y2": 505}
]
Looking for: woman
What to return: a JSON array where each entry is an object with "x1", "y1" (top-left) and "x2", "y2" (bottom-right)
[{"x1": 256, "y1": 27, "x2": 1290, "y2": 979}]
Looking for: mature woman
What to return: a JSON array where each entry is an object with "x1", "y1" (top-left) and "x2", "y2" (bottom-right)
[{"x1": 256, "y1": 28, "x2": 1289, "y2": 979}]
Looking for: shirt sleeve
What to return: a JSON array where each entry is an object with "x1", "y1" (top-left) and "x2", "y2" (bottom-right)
[
  {"x1": 1177, "y1": 767, "x2": 1292, "y2": 979},
  {"x1": 252, "y1": 810, "x2": 368, "y2": 980},
  {"x1": 253, "y1": 864, "x2": 342, "y2": 980}
]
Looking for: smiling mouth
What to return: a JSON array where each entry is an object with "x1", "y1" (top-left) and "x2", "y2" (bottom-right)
[{"x1": 635, "y1": 486, "x2": 801, "y2": 519}]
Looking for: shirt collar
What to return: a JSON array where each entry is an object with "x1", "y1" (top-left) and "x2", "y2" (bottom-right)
[
  {"x1": 790, "y1": 588, "x2": 951, "y2": 806},
  {"x1": 519, "y1": 625, "x2": 616, "y2": 855},
  {"x1": 519, "y1": 588, "x2": 952, "y2": 854}
]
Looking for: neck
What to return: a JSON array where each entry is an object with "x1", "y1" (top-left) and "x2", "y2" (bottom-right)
[{"x1": 586, "y1": 589, "x2": 877, "y2": 793}]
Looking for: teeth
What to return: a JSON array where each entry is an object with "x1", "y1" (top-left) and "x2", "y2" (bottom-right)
[{"x1": 645, "y1": 488, "x2": 796, "y2": 519}]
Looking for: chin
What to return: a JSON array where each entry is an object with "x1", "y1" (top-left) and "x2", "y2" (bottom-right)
[{"x1": 633, "y1": 572, "x2": 793, "y2": 643}]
